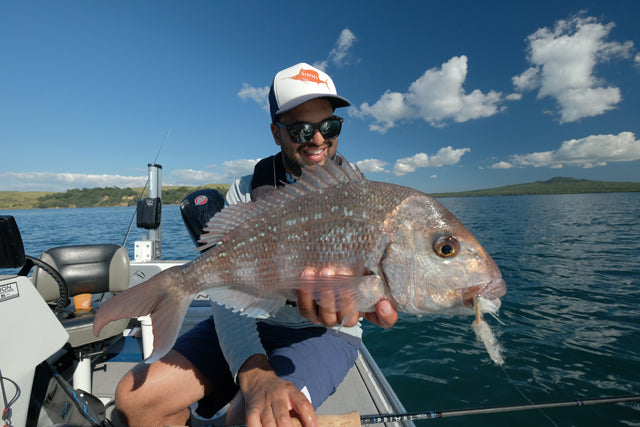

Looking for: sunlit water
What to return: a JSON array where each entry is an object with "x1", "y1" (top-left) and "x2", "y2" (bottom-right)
[{"x1": 2, "y1": 192, "x2": 639, "y2": 426}]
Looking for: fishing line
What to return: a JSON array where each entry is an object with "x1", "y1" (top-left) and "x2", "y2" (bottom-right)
[
  {"x1": 471, "y1": 297, "x2": 554, "y2": 424},
  {"x1": 122, "y1": 129, "x2": 172, "y2": 247},
  {"x1": 500, "y1": 365, "x2": 558, "y2": 427},
  {"x1": 153, "y1": 128, "x2": 171, "y2": 165}
]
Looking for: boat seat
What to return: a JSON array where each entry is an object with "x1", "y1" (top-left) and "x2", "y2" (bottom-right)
[{"x1": 32, "y1": 244, "x2": 131, "y2": 348}]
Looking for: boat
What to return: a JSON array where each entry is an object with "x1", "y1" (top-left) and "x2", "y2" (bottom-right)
[{"x1": 0, "y1": 164, "x2": 413, "y2": 427}]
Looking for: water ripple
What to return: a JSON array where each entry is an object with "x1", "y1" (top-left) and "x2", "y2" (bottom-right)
[{"x1": 3, "y1": 193, "x2": 640, "y2": 426}]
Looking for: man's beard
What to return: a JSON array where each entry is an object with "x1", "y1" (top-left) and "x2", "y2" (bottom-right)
[
  {"x1": 281, "y1": 151, "x2": 305, "y2": 177},
  {"x1": 280, "y1": 144, "x2": 336, "y2": 177}
]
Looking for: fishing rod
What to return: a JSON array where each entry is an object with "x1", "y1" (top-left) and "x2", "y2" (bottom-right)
[
  {"x1": 358, "y1": 394, "x2": 640, "y2": 424},
  {"x1": 122, "y1": 128, "x2": 172, "y2": 247},
  {"x1": 239, "y1": 394, "x2": 640, "y2": 427}
]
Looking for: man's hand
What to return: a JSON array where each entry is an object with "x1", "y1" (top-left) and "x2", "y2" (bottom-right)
[
  {"x1": 297, "y1": 267, "x2": 398, "y2": 329},
  {"x1": 229, "y1": 354, "x2": 317, "y2": 427}
]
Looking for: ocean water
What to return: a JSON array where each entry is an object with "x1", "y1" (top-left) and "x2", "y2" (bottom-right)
[{"x1": 2, "y1": 192, "x2": 639, "y2": 426}]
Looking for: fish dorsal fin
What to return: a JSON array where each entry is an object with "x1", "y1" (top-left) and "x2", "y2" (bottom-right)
[{"x1": 197, "y1": 157, "x2": 366, "y2": 252}]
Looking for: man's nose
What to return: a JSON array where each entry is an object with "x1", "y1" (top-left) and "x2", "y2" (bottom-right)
[{"x1": 309, "y1": 129, "x2": 325, "y2": 145}]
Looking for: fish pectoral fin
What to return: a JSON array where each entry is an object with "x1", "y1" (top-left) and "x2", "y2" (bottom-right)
[
  {"x1": 93, "y1": 265, "x2": 194, "y2": 363},
  {"x1": 205, "y1": 287, "x2": 287, "y2": 318},
  {"x1": 279, "y1": 274, "x2": 386, "y2": 313},
  {"x1": 146, "y1": 293, "x2": 194, "y2": 363}
]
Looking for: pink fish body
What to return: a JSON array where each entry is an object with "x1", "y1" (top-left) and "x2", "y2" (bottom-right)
[{"x1": 94, "y1": 158, "x2": 505, "y2": 360}]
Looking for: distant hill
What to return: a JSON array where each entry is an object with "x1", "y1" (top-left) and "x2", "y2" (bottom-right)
[
  {"x1": 1, "y1": 177, "x2": 638, "y2": 210},
  {"x1": 0, "y1": 184, "x2": 230, "y2": 210},
  {"x1": 431, "y1": 177, "x2": 640, "y2": 197}
]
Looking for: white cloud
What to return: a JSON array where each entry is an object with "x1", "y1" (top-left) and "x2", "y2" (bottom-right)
[
  {"x1": 512, "y1": 14, "x2": 634, "y2": 123},
  {"x1": 173, "y1": 158, "x2": 259, "y2": 185},
  {"x1": 353, "y1": 148, "x2": 468, "y2": 176},
  {"x1": 314, "y1": 29, "x2": 358, "y2": 70},
  {"x1": 171, "y1": 169, "x2": 225, "y2": 184},
  {"x1": 355, "y1": 91, "x2": 414, "y2": 133},
  {"x1": 491, "y1": 132, "x2": 640, "y2": 169},
  {"x1": 512, "y1": 66, "x2": 541, "y2": 92},
  {"x1": 489, "y1": 161, "x2": 515, "y2": 169},
  {"x1": 353, "y1": 56, "x2": 509, "y2": 132},
  {"x1": 0, "y1": 158, "x2": 262, "y2": 191},
  {"x1": 222, "y1": 158, "x2": 261, "y2": 177},
  {"x1": 355, "y1": 158, "x2": 388, "y2": 173},
  {"x1": 0, "y1": 172, "x2": 147, "y2": 192},
  {"x1": 392, "y1": 146, "x2": 470, "y2": 176},
  {"x1": 237, "y1": 83, "x2": 270, "y2": 112}
]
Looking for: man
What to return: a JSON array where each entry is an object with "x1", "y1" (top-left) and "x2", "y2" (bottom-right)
[{"x1": 115, "y1": 63, "x2": 398, "y2": 427}]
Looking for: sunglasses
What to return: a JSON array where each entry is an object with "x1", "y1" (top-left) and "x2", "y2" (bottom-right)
[{"x1": 275, "y1": 116, "x2": 343, "y2": 144}]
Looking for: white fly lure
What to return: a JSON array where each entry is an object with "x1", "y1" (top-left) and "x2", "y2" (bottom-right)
[{"x1": 472, "y1": 296, "x2": 504, "y2": 365}]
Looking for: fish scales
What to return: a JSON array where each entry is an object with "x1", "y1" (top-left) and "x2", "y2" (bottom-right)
[
  {"x1": 94, "y1": 157, "x2": 506, "y2": 362},
  {"x1": 192, "y1": 181, "x2": 414, "y2": 290}
]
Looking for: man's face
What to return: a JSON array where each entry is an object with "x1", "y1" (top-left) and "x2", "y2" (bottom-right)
[{"x1": 271, "y1": 98, "x2": 338, "y2": 176}]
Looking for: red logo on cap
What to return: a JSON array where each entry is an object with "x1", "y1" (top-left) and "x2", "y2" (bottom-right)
[
  {"x1": 194, "y1": 195, "x2": 208, "y2": 206},
  {"x1": 289, "y1": 68, "x2": 329, "y2": 89}
]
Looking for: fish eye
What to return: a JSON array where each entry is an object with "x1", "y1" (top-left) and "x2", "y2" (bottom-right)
[{"x1": 434, "y1": 236, "x2": 459, "y2": 258}]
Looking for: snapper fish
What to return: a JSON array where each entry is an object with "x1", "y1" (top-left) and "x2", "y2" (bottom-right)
[{"x1": 94, "y1": 157, "x2": 506, "y2": 364}]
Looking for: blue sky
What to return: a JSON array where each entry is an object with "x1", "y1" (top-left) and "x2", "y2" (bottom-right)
[{"x1": 1, "y1": 0, "x2": 639, "y2": 194}]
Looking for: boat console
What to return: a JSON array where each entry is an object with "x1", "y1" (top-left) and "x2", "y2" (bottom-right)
[
  {"x1": 0, "y1": 216, "x2": 132, "y2": 426},
  {"x1": 0, "y1": 216, "x2": 69, "y2": 427}
]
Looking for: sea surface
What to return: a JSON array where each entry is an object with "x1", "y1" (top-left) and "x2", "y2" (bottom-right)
[{"x1": 2, "y1": 192, "x2": 639, "y2": 426}]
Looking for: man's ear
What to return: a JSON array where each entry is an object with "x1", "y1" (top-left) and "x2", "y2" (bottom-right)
[{"x1": 270, "y1": 123, "x2": 281, "y2": 146}]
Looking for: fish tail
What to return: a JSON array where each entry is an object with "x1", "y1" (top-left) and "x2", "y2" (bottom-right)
[{"x1": 93, "y1": 265, "x2": 193, "y2": 362}]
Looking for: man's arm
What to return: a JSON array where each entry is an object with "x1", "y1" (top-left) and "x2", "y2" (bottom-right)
[
  {"x1": 210, "y1": 302, "x2": 266, "y2": 379},
  {"x1": 212, "y1": 175, "x2": 267, "y2": 379},
  {"x1": 219, "y1": 175, "x2": 316, "y2": 427}
]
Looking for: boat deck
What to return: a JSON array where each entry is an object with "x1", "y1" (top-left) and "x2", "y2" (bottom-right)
[{"x1": 91, "y1": 303, "x2": 412, "y2": 426}]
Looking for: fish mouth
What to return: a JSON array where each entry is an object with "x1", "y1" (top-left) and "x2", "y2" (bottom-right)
[{"x1": 462, "y1": 278, "x2": 506, "y2": 308}]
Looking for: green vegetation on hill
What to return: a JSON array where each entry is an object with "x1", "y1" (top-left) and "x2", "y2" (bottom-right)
[
  {"x1": 0, "y1": 184, "x2": 230, "y2": 210},
  {"x1": 37, "y1": 187, "x2": 139, "y2": 208},
  {"x1": 431, "y1": 177, "x2": 640, "y2": 197},
  {"x1": 0, "y1": 191, "x2": 54, "y2": 210}
]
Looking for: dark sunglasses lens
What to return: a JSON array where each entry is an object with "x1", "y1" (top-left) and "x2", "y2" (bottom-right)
[
  {"x1": 319, "y1": 118, "x2": 342, "y2": 139},
  {"x1": 298, "y1": 124, "x2": 316, "y2": 142},
  {"x1": 283, "y1": 124, "x2": 306, "y2": 143}
]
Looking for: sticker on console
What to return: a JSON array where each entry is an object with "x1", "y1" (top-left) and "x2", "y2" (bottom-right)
[{"x1": 0, "y1": 281, "x2": 20, "y2": 303}]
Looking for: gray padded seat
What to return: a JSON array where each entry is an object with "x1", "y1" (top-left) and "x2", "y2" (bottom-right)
[{"x1": 32, "y1": 244, "x2": 131, "y2": 348}]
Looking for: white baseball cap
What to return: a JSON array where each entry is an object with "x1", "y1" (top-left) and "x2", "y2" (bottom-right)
[{"x1": 268, "y1": 63, "x2": 350, "y2": 122}]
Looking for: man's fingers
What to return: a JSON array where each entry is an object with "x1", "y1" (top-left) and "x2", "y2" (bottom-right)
[
  {"x1": 297, "y1": 288, "x2": 320, "y2": 324},
  {"x1": 317, "y1": 287, "x2": 338, "y2": 326},
  {"x1": 362, "y1": 299, "x2": 398, "y2": 329},
  {"x1": 298, "y1": 266, "x2": 360, "y2": 327},
  {"x1": 300, "y1": 267, "x2": 317, "y2": 277},
  {"x1": 290, "y1": 393, "x2": 317, "y2": 427},
  {"x1": 272, "y1": 399, "x2": 296, "y2": 427}
]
